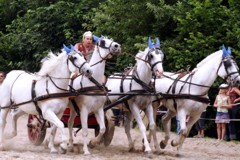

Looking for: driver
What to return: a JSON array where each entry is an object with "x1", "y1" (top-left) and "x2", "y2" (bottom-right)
[{"x1": 74, "y1": 31, "x2": 95, "y2": 62}]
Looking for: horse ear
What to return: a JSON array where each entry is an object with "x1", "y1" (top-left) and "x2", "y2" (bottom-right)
[
  {"x1": 148, "y1": 37, "x2": 153, "y2": 49},
  {"x1": 227, "y1": 47, "x2": 231, "y2": 55},
  {"x1": 93, "y1": 35, "x2": 99, "y2": 43},
  {"x1": 63, "y1": 44, "x2": 71, "y2": 54},
  {"x1": 222, "y1": 44, "x2": 229, "y2": 57},
  {"x1": 155, "y1": 37, "x2": 160, "y2": 48},
  {"x1": 70, "y1": 44, "x2": 75, "y2": 50}
]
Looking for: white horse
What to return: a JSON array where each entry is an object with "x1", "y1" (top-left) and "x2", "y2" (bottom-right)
[
  {"x1": 66, "y1": 36, "x2": 121, "y2": 155},
  {"x1": 105, "y1": 38, "x2": 164, "y2": 154},
  {"x1": 0, "y1": 46, "x2": 92, "y2": 153},
  {"x1": 153, "y1": 45, "x2": 240, "y2": 155}
]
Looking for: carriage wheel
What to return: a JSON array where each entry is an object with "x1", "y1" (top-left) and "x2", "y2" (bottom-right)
[{"x1": 27, "y1": 114, "x2": 47, "y2": 146}]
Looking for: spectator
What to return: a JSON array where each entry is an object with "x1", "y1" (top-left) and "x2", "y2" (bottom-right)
[
  {"x1": 226, "y1": 86, "x2": 240, "y2": 140},
  {"x1": 193, "y1": 109, "x2": 206, "y2": 138},
  {"x1": 214, "y1": 83, "x2": 232, "y2": 140},
  {"x1": 0, "y1": 71, "x2": 5, "y2": 85},
  {"x1": 176, "y1": 115, "x2": 189, "y2": 135}
]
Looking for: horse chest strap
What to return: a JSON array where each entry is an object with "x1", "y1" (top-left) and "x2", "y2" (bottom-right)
[{"x1": 31, "y1": 80, "x2": 43, "y2": 118}]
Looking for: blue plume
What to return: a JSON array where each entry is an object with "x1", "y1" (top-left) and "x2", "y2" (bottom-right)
[
  {"x1": 63, "y1": 44, "x2": 71, "y2": 54},
  {"x1": 70, "y1": 44, "x2": 75, "y2": 51},
  {"x1": 93, "y1": 35, "x2": 99, "y2": 43},
  {"x1": 148, "y1": 37, "x2": 153, "y2": 49},
  {"x1": 227, "y1": 47, "x2": 231, "y2": 55},
  {"x1": 222, "y1": 44, "x2": 229, "y2": 57},
  {"x1": 155, "y1": 37, "x2": 160, "y2": 48}
]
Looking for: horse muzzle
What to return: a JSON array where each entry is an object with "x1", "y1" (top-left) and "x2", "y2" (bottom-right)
[
  {"x1": 155, "y1": 69, "x2": 163, "y2": 78},
  {"x1": 110, "y1": 44, "x2": 121, "y2": 55},
  {"x1": 84, "y1": 68, "x2": 93, "y2": 78}
]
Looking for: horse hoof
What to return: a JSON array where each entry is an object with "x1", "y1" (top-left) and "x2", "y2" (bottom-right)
[
  {"x1": 50, "y1": 149, "x2": 58, "y2": 154},
  {"x1": 6, "y1": 133, "x2": 16, "y2": 139},
  {"x1": 160, "y1": 141, "x2": 166, "y2": 149},
  {"x1": 128, "y1": 147, "x2": 134, "y2": 152},
  {"x1": 59, "y1": 146, "x2": 67, "y2": 154},
  {"x1": 128, "y1": 143, "x2": 134, "y2": 152},
  {"x1": 171, "y1": 140, "x2": 177, "y2": 147},
  {"x1": 144, "y1": 151, "x2": 153, "y2": 158},
  {"x1": 84, "y1": 151, "x2": 91, "y2": 155},
  {"x1": 176, "y1": 153, "x2": 183, "y2": 157},
  {"x1": 103, "y1": 124, "x2": 115, "y2": 147},
  {"x1": 88, "y1": 140, "x2": 95, "y2": 149},
  {"x1": 67, "y1": 146, "x2": 74, "y2": 152},
  {"x1": 58, "y1": 143, "x2": 67, "y2": 154},
  {"x1": 154, "y1": 151, "x2": 162, "y2": 155},
  {"x1": 0, "y1": 145, "x2": 5, "y2": 151}
]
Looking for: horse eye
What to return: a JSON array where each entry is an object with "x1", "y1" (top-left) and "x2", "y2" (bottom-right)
[
  {"x1": 224, "y1": 60, "x2": 232, "y2": 68},
  {"x1": 69, "y1": 56, "x2": 77, "y2": 61}
]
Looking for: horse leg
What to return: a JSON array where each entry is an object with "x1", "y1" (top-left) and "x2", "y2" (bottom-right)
[
  {"x1": 160, "y1": 110, "x2": 175, "y2": 149},
  {"x1": 67, "y1": 103, "x2": 77, "y2": 152},
  {"x1": 124, "y1": 111, "x2": 134, "y2": 152},
  {"x1": 102, "y1": 109, "x2": 115, "y2": 146},
  {"x1": 145, "y1": 105, "x2": 161, "y2": 154},
  {"x1": 175, "y1": 114, "x2": 200, "y2": 153},
  {"x1": 43, "y1": 110, "x2": 67, "y2": 154},
  {"x1": 171, "y1": 113, "x2": 187, "y2": 146},
  {"x1": 130, "y1": 104, "x2": 152, "y2": 154},
  {"x1": 89, "y1": 108, "x2": 106, "y2": 148},
  {"x1": 0, "y1": 108, "x2": 10, "y2": 150},
  {"x1": 8, "y1": 109, "x2": 25, "y2": 139},
  {"x1": 80, "y1": 107, "x2": 91, "y2": 155},
  {"x1": 47, "y1": 124, "x2": 58, "y2": 153},
  {"x1": 147, "y1": 100, "x2": 160, "y2": 143}
]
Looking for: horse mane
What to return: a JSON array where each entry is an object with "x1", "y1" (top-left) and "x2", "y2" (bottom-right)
[
  {"x1": 37, "y1": 50, "x2": 67, "y2": 76},
  {"x1": 135, "y1": 47, "x2": 148, "y2": 61},
  {"x1": 195, "y1": 50, "x2": 222, "y2": 69}
]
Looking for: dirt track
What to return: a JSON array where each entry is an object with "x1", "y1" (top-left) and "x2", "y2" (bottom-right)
[{"x1": 0, "y1": 114, "x2": 240, "y2": 160}]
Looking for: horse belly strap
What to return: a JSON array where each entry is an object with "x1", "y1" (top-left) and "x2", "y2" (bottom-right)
[{"x1": 31, "y1": 80, "x2": 43, "y2": 119}]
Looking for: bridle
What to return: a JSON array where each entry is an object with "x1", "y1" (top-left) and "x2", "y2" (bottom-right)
[
  {"x1": 67, "y1": 52, "x2": 88, "y2": 73},
  {"x1": 90, "y1": 37, "x2": 116, "y2": 67},
  {"x1": 132, "y1": 47, "x2": 164, "y2": 92},
  {"x1": 217, "y1": 56, "x2": 239, "y2": 83},
  {"x1": 135, "y1": 47, "x2": 164, "y2": 71}
]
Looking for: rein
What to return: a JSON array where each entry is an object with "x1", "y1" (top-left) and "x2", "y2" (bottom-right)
[
  {"x1": 162, "y1": 73, "x2": 211, "y2": 88},
  {"x1": 68, "y1": 55, "x2": 87, "y2": 73},
  {"x1": 89, "y1": 40, "x2": 114, "y2": 67}
]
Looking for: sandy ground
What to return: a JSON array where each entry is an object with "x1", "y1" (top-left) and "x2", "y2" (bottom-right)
[{"x1": 0, "y1": 114, "x2": 240, "y2": 160}]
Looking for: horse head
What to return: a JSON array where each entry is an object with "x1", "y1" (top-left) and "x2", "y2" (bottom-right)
[
  {"x1": 94, "y1": 35, "x2": 121, "y2": 59},
  {"x1": 218, "y1": 44, "x2": 240, "y2": 86},
  {"x1": 146, "y1": 37, "x2": 164, "y2": 78},
  {"x1": 64, "y1": 44, "x2": 93, "y2": 78}
]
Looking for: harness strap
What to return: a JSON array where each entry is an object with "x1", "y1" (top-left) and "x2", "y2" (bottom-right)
[
  {"x1": 70, "y1": 99, "x2": 80, "y2": 116},
  {"x1": 31, "y1": 80, "x2": 43, "y2": 119},
  {"x1": 157, "y1": 93, "x2": 210, "y2": 104},
  {"x1": 104, "y1": 90, "x2": 146, "y2": 111}
]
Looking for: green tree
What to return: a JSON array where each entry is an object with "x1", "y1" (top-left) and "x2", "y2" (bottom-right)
[{"x1": 0, "y1": 0, "x2": 104, "y2": 72}]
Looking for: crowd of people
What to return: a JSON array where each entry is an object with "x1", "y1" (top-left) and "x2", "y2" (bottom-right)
[{"x1": 192, "y1": 83, "x2": 240, "y2": 141}]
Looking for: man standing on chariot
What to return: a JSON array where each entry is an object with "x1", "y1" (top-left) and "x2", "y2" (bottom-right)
[{"x1": 74, "y1": 31, "x2": 95, "y2": 62}]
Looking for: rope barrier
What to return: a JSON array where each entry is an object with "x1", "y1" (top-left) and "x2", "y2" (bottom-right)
[
  {"x1": 156, "y1": 103, "x2": 240, "y2": 121},
  {"x1": 199, "y1": 118, "x2": 240, "y2": 121}
]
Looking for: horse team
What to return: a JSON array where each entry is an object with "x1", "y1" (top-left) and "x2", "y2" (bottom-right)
[{"x1": 0, "y1": 35, "x2": 240, "y2": 157}]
